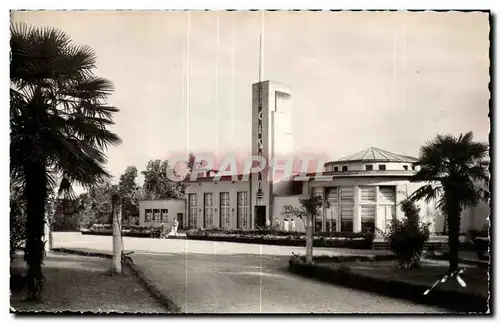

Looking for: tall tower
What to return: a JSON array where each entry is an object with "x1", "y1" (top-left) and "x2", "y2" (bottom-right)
[
  {"x1": 251, "y1": 81, "x2": 292, "y2": 227},
  {"x1": 250, "y1": 14, "x2": 293, "y2": 228}
]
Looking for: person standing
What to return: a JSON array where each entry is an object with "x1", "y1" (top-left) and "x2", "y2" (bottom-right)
[
  {"x1": 283, "y1": 218, "x2": 289, "y2": 232},
  {"x1": 291, "y1": 218, "x2": 296, "y2": 232},
  {"x1": 173, "y1": 218, "x2": 179, "y2": 237},
  {"x1": 275, "y1": 218, "x2": 281, "y2": 231}
]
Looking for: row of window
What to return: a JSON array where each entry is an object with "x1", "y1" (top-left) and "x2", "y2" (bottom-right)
[
  {"x1": 312, "y1": 186, "x2": 396, "y2": 233},
  {"x1": 145, "y1": 209, "x2": 169, "y2": 222},
  {"x1": 188, "y1": 191, "x2": 249, "y2": 229},
  {"x1": 332, "y1": 164, "x2": 415, "y2": 172}
]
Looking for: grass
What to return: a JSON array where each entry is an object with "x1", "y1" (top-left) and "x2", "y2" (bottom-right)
[
  {"x1": 319, "y1": 259, "x2": 489, "y2": 298},
  {"x1": 10, "y1": 252, "x2": 168, "y2": 313}
]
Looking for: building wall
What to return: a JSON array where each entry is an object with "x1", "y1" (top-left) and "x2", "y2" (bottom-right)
[
  {"x1": 251, "y1": 81, "x2": 292, "y2": 228},
  {"x1": 185, "y1": 180, "x2": 251, "y2": 230},
  {"x1": 324, "y1": 161, "x2": 416, "y2": 172},
  {"x1": 273, "y1": 195, "x2": 306, "y2": 232},
  {"x1": 139, "y1": 199, "x2": 186, "y2": 228},
  {"x1": 306, "y1": 177, "x2": 430, "y2": 233}
]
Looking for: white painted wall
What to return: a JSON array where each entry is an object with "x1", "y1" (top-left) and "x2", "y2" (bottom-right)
[
  {"x1": 139, "y1": 199, "x2": 186, "y2": 228},
  {"x1": 185, "y1": 180, "x2": 251, "y2": 230},
  {"x1": 325, "y1": 161, "x2": 416, "y2": 172}
]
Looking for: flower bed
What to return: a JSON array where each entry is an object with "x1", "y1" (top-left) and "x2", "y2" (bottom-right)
[{"x1": 185, "y1": 229, "x2": 375, "y2": 249}]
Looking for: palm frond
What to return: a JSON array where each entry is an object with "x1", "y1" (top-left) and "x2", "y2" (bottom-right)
[{"x1": 408, "y1": 184, "x2": 442, "y2": 204}]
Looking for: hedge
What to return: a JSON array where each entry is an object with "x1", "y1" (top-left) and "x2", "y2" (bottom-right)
[
  {"x1": 288, "y1": 261, "x2": 489, "y2": 313},
  {"x1": 81, "y1": 226, "x2": 163, "y2": 238},
  {"x1": 185, "y1": 229, "x2": 375, "y2": 249}
]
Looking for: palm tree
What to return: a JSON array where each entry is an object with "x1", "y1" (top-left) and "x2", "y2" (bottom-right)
[
  {"x1": 409, "y1": 132, "x2": 489, "y2": 273},
  {"x1": 294, "y1": 194, "x2": 327, "y2": 263},
  {"x1": 10, "y1": 23, "x2": 121, "y2": 300}
]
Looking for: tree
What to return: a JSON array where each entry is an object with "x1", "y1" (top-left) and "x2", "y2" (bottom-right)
[
  {"x1": 10, "y1": 24, "x2": 121, "y2": 300},
  {"x1": 141, "y1": 159, "x2": 184, "y2": 200},
  {"x1": 294, "y1": 194, "x2": 327, "y2": 263},
  {"x1": 384, "y1": 200, "x2": 430, "y2": 268},
  {"x1": 409, "y1": 132, "x2": 489, "y2": 274},
  {"x1": 118, "y1": 166, "x2": 140, "y2": 224}
]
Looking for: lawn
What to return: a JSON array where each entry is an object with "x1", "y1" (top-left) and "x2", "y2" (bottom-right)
[
  {"x1": 319, "y1": 259, "x2": 489, "y2": 298},
  {"x1": 10, "y1": 252, "x2": 168, "y2": 313}
]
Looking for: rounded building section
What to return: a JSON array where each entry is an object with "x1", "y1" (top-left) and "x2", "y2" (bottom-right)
[{"x1": 323, "y1": 147, "x2": 419, "y2": 173}]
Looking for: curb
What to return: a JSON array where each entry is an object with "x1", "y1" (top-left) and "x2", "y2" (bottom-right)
[
  {"x1": 51, "y1": 248, "x2": 182, "y2": 313},
  {"x1": 288, "y1": 262, "x2": 489, "y2": 313}
]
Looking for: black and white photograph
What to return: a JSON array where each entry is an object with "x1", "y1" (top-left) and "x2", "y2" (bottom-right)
[{"x1": 8, "y1": 7, "x2": 492, "y2": 315}]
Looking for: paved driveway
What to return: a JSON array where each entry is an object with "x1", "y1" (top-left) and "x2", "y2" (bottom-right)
[{"x1": 53, "y1": 232, "x2": 449, "y2": 314}]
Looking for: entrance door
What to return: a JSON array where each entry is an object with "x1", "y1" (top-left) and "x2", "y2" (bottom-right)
[
  {"x1": 377, "y1": 205, "x2": 394, "y2": 233},
  {"x1": 255, "y1": 206, "x2": 266, "y2": 228},
  {"x1": 177, "y1": 213, "x2": 184, "y2": 230}
]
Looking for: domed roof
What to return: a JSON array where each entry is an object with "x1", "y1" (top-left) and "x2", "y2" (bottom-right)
[{"x1": 328, "y1": 147, "x2": 418, "y2": 164}]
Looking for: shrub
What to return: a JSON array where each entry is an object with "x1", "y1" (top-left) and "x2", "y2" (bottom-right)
[{"x1": 383, "y1": 200, "x2": 430, "y2": 268}]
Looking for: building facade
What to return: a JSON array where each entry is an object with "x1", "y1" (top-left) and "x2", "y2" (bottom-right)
[
  {"x1": 167, "y1": 80, "x2": 489, "y2": 235},
  {"x1": 185, "y1": 176, "x2": 251, "y2": 230},
  {"x1": 139, "y1": 199, "x2": 186, "y2": 228}
]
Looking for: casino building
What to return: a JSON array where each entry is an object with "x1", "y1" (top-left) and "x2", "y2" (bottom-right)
[{"x1": 140, "y1": 79, "x2": 490, "y2": 235}]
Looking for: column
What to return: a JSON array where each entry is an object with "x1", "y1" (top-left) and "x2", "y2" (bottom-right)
[
  {"x1": 375, "y1": 185, "x2": 381, "y2": 235},
  {"x1": 354, "y1": 185, "x2": 361, "y2": 232},
  {"x1": 322, "y1": 187, "x2": 327, "y2": 231}
]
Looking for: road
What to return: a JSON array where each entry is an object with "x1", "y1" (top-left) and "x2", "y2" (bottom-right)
[{"x1": 53, "y1": 232, "x2": 449, "y2": 313}]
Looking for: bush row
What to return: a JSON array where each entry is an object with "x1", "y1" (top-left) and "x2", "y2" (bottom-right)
[
  {"x1": 289, "y1": 253, "x2": 397, "y2": 265},
  {"x1": 81, "y1": 225, "x2": 163, "y2": 238},
  {"x1": 188, "y1": 228, "x2": 367, "y2": 238},
  {"x1": 185, "y1": 229, "x2": 375, "y2": 249},
  {"x1": 288, "y1": 261, "x2": 488, "y2": 313}
]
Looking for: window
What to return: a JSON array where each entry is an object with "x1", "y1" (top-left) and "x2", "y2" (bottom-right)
[
  {"x1": 311, "y1": 187, "x2": 323, "y2": 231},
  {"x1": 340, "y1": 187, "x2": 354, "y2": 202},
  {"x1": 161, "y1": 209, "x2": 168, "y2": 222},
  {"x1": 220, "y1": 192, "x2": 230, "y2": 229},
  {"x1": 340, "y1": 205, "x2": 354, "y2": 232},
  {"x1": 334, "y1": 166, "x2": 339, "y2": 172},
  {"x1": 360, "y1": 186, "x2": 376, "y2": 202},
  {"x1": 378, "y1": 164, "x2": 386, "y2": 171},
  {"x1": 291, "y1": 181, "x2": 303, "y2": 195},
  {"x1": 403, "y1": 165, "x2": 408, "y2": 170},
  {"x1": 360, "y1": 205, "x2": 376, "y2": 232},
  {"x1": 365, "y1": 165, "x2": 373, "y2": 171},
  {"x1": 203, "y1": 193, "x2": 213, "y2": 228},
  {"x1": 342, "y1": 165, "x2": 348, "y2": 172},
  {"x1": 379, "y1": 186, "x2": 396, "y2": 204},
  {"x1": 340, "y1": 187, "x2": 355, "y2": 232},
  {"x1": 153, "y1": 209, "x2": 160, "y2": 222},
  {"x1": 237, "y1": 192, "x2": 248, "y2": 229},
  {"x1": 188, "y1": 194, "x2": 198, "y2": 229},
  {"x1": 145, "y1": 209, "x2": 153, "y2": 221}
]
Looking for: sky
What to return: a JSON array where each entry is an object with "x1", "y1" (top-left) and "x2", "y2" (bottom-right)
[{"x1": 11, "y1": 10, "x2": 491, "y2": 187}]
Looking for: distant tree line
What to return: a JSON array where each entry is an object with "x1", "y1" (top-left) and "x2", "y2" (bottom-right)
[{"x1": 53, "y1": 154, "x2": 196, "y2": 230}]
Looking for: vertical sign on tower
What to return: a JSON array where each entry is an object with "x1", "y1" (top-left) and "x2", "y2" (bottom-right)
[{"x1": 256, "y1": 82, "x2": 264, "y2": 204}]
